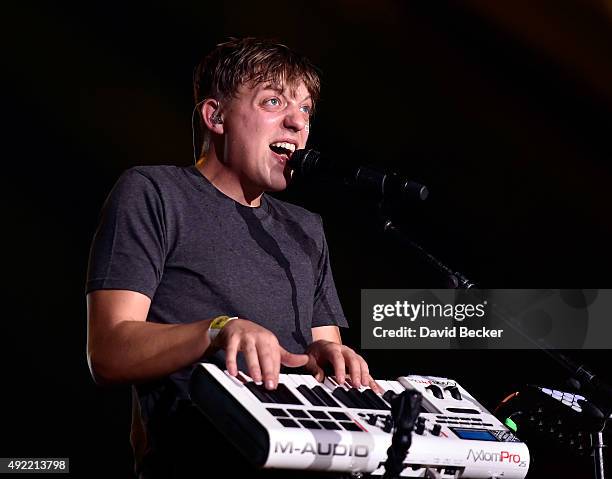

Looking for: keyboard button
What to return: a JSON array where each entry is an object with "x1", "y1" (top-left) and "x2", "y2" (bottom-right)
[
  {"x1": 330, "y1": 411, "x2": 351, "y2": 421},
  {"x1": 340, "y1": 422, "x2": 362, "y2": 431},
  {"x1": 320, "y1": 421, "x2": 342, "y2": 430},
  {"x1": 287, "y1": 409, "x2": 309, "y2": 419},
  {"x1": 278, "y1": 418, "x2": 300, "y2": 428},
  {"x1": 298, "y1": 419, "x2": 322, "y2": 429},
  {"x1": 308, "y1": 410, "x2": 331, "y2": 420},
  {"x1": 267, "y1": 408, "x2": 289, "y2": 417}
]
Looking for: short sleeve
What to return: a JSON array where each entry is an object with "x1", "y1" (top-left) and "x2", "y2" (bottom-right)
[
  {"x1": 311, "y1": 215, "x2": 348, "y2": 329},
  {"x1": 86, "y1": 169, "x2": 167, "y2": 299}
]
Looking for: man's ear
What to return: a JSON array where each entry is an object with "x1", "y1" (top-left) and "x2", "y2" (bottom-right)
[{"x1": 201, "y1": 99, "x2": 224, "y2": 134}]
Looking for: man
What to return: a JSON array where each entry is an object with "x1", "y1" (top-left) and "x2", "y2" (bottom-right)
[{"x1": 86, "y1": 38, "x2": 377, "y2": 478}]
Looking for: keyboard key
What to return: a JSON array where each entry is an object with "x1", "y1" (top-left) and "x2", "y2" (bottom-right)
[
  {"x1": 245, "y1": 382, "x2": 277, "y2": 403},
  {"x1": 362, "y1": 389, "x2": 390, "y2": 410},
  {"x1": 273, "y1": 383, "x2": 303, "y2": 405},
  {"x1": 332, "y1": 388, "x2": 360, "y2": 408},
  {"x1": 312, "y1": 386, "x2": 342, "y2": 407},
  {"x1": 297, "y1": 385, "x2": 326, "y2": 406},
  {"x1": 347, "y1": 388, "x2": 371, "y2": 409}
]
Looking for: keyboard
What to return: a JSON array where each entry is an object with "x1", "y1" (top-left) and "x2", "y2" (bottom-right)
[{"x1": 190, "y1": 363, "x2": 529, "y2": 478}]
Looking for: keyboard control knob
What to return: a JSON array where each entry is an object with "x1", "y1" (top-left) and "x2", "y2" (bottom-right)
[
  {"x1": 415, "y1": 417, "x2": 426, "y2": 435},
  {"x1": 383, "y1": 416, "x2": 393, "y2": 433},
  {"x1": 426, "y1": 385, "x2": 444, "y2": 399},
  {"x1": 432, "y1": 424, "x2": 442, "y2": 436},
  {"x1": 445, "y1": 385, "x2": 462, "y2": 400},
  {"x1": 383, "y1": 390, "x2": 397, "y2": 403}
]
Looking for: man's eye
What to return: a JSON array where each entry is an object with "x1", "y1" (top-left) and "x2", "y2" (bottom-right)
[
  {"x1": 300, "y1": 105, "x2": 312, "y2": 115},
  {"x1": 265, "y1": 98, "x2": 281, "y2": 107}
]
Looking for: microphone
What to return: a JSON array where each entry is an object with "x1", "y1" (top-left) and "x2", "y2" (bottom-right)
[{"x1": 288, "y1": 149, "x2": 429, "y2": 203}]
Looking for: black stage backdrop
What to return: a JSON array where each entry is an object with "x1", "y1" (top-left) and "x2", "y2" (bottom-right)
[{"x1": 2, "y1": 2, "x2": 612, "y2": 477}]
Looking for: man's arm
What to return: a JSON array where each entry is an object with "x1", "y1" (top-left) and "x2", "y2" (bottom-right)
[
  {"x1": 312, "y1": 325, "x2": 342, "y2": 344},
  {"x1": 87, "y1": 289, "x2": 309, "y2": 389},
  {"x1": 87, "y1": 289, "x2": 214, "y2": 385}
]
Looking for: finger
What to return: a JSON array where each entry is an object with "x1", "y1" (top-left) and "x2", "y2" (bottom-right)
[
  {"x1": 243, "y1": 340, "x2": 262, "y2": 383},
  {"x1": 330, "y1": 350, "x2": 346, "y2": 384},
  {"x1": 359, "y1": 357, "x2": 370, "y2": 387},
  {"x1": 304, "y1": 355, "x2": 325, "y2": 382},
  {"x1": 273, "y1": 348, "x2": 281, "y2": 389},
  {"x1": 224, "y1": 337, "x2": 240, "y2": 377},
  {"x1": 280, "y1": 348, "x2": 309, "y2": 368},
  {"x1": 345, "y1": 352, "x2": 362, "y2": 388},
  {"x1": 258, "y1": 344, "x2": 277, "y2": 390},
  {"x1": 369, "y1": 377, "x2": 383, "y2": 394}
]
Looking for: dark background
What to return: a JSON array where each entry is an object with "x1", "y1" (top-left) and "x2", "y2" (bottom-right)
[{"x1": 2, "y1": 1, "x2": 612, "y2": 477}]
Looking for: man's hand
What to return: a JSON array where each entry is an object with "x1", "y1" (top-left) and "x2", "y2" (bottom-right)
[
  {"x1": 209, "y1": 319, "x2": 309, "y2": 390},
  {"x1": 305, "y1": 340, "x2": 382, "y2": 393}
]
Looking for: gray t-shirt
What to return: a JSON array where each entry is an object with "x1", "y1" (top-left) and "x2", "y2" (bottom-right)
[{"x1": 86, "y1": 165, "x2": 347, "y2": 474}]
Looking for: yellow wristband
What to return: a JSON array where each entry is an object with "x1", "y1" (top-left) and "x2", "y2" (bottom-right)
[{"x1": 208, "y1": 315, "x2": 237, "y2": 341}]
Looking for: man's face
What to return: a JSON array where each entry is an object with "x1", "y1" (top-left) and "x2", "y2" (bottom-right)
[{"x1": 219, "y1": 80, "x2": 312, "y2": 194}]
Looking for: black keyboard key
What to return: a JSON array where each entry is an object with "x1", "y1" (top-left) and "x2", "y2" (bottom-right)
[
  {"x1": 298, "y1": 419, "x2": 322, "y2": 429},
  {"x1": 287, "y1": 409, "x2": 309, "y2": 419},
  {"x1": 245, "y1": 382, "x2": 276, "y2": 403},
  {"x1": 297, "y1": 385, "x2": 326, "y2": 406},
  {"x1": 357, "y1": 391, "x2": 380, "y2": 410},
  {"x1": 278, "y1": 418, "x2": 300, "y2": 428},
  {"x1": 267, "y1": 408, "x2": 289, "y2": 417},
  {"x1": 363, "y1": 389, "x2": 391, "y2": 410},
  {"x1": 330, "y1": 411, "x2": 351, "y2": 421},
  {"x1": 332, "y1": 388, "x2": 360, "y2": 408},
  {"x1": 320, "y1": 421, "x2": 342, "y2": 430},
  {"x1": 340, "y1": 421, "x2": 362, "y2": 431},
  {"x1": 312, "y1": 386, "x2": 342, "y2": 407},
  {"x1": 347, "y1": 388, "x2": 371, "y2": 409},
  {"x1": 273, "y1": 383, "x2": 303, "y2": 405}
]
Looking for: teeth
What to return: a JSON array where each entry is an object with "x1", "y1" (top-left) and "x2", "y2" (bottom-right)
[{"x1": 270, "y1": 142, "x2": 296, "y2": 153}]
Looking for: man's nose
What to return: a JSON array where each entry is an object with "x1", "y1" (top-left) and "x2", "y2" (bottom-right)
[{"x1": 283, "y1": 106, "x2": 307, "y2": 132}]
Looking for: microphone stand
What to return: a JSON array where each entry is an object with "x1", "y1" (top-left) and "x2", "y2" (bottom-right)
[
  {"x1": 377, "y1": 206, "x2": 610, "y2": 479},
  {"x1": 381, "y1": 390, "x2": 423, "y2": 479},
  {"x1": 377, "y1": 208, "x2": 474, "y2": 289}
]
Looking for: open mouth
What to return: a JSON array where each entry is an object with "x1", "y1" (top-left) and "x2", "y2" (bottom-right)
[{"x1": 269, "y1": 142, "x2": 296, "y2": 161}]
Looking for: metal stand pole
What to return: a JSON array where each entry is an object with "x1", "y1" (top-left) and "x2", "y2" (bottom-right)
[{"x1": 593, "y1": 431, "x2": 606, "y2": 479}]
